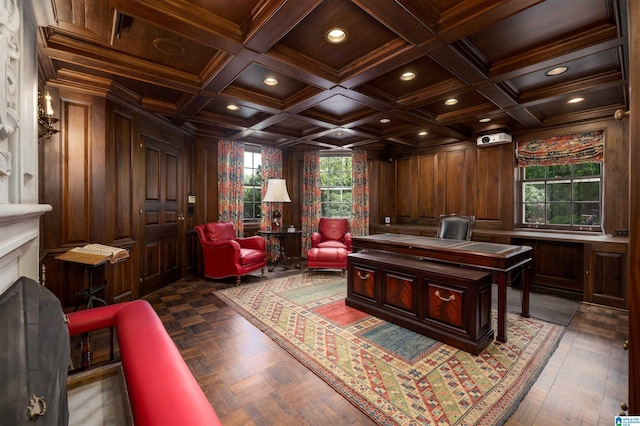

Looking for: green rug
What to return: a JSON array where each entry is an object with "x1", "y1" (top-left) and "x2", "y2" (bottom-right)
[{"x1": 214, "y1": 274, "x2": 564, "y2": 425}]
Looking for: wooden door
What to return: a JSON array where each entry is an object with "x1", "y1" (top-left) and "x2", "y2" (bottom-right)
[{"x1": 140, "y1": 135, "x2": 184, "y2": 296}]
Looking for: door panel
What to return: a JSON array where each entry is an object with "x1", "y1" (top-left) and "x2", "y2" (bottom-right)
[{"x1": 140, "y1": 136, "x2": 183, "y2": 296}]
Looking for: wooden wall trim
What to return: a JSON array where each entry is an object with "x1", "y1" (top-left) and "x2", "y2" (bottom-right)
[{"x1": 627, "y1": 0, "x2": 639, "y2": 413}]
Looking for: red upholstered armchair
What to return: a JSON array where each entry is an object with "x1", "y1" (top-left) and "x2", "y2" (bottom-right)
[
  {"x1": 195, "y1": 222, "x2": 267, "y2": 285},
  {"x1": 311, "y1": 218, "x2": 352, "y2": 251},
  {"x1": 308, "y1": 218, "x2": 352, "y2": 274}
]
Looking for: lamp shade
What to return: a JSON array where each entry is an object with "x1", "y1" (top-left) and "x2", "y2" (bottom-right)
[{"x1": 262, "y1": 179, "x2": 291, "y2": 202}]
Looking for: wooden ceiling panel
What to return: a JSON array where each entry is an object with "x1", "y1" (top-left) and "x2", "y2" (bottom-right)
[
  {"x1": 532, "y1": 86, "x2": 626, "y2": 118},
  {"x1": 40, "y1": 0, "x2": 629, "y2": 150},
  {"x1": 199, "y1": 99, "x2": 266, "y2": 121},
  {"x1": 357, "y1": 55, "x2": 458, "y2": 99},
  {"x1": 53, "y1": 0, "x2": 112, "y2": 42},
  {"x1": 420, "y1": 91, "x2": 494, "y2": 118},
  {"x1": 273, "y1": 0, "x2": 399, "y2": 71},
  {"x1": 111, "y1": 14, "x2": 219, "y2": 75},
  {"x1": 303, "y1": 94, "x2": 375, "y2": 122},
  {"x1": 353, "y1": 114, "x2": 419, "y2": 136},
  {"x1": 467, "y1": 0, "x2": 610, "y2": 63},
  {"x1": 229, "y1": 64, "x2": 311, "y2": 100},
  {"x1": 263, "y1": 117, "x2": 322, "y2": 135},
  {"x1": 510, "y1": 50, "x2": 621, "y2": 93}
]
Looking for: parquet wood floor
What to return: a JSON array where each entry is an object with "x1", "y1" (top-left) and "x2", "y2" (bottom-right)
[{"x1": 72, "y1": 265, "x2": 629, "y2": 425}]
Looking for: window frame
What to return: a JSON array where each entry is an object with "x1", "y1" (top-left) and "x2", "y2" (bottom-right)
[
  {"x1": 518, "y1": 162, "x2": 603, "y2": 232},
  {"x1": 243, "y1": 149, "x2": 262, "y2": 222},
  {"x1": 319, "y1": 154, "x2": 353, "y2": 218}
]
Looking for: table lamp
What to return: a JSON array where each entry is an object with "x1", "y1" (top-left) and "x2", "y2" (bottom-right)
[{"x1": 262, "y1": 178, "x2": 291, "y2": 230}]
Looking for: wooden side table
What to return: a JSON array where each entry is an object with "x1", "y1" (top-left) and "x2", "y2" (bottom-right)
[{"x1": 258, "y1": 230, "x2": 302, "y2": 272}]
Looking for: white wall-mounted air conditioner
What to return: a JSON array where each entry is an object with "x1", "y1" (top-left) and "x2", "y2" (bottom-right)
[{"x1": 476, "y1": 132, "x2": 512, "y2": 147}]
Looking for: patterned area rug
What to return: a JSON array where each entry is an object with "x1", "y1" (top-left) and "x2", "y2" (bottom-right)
[{"x1": 214, "y1": 274, "x2": 565, "y2": 425}]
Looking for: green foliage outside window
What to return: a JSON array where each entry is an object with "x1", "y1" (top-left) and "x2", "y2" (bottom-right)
[
  {"x1": 522, "y1": 162, "x2": 601, "y2": 229},
  {"x1": 320, "y1": 156, "x2": 352, "y2": 218}
]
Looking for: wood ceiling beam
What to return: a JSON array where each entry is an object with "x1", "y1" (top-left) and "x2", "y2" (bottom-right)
[
  {"x1": 354, "y1": 0, "x2": 438, "y2": 45},
  {"x1": 244, "y1": 0, "x2": 322, "y2": 52}
]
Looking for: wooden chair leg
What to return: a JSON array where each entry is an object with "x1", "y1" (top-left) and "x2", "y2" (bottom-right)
[
  {"x1": 235, "y1": 276, "x2": 241, "y2": 286},
  {"x1": 261, "y1": 268, "x2": 265, "y2": 277}
]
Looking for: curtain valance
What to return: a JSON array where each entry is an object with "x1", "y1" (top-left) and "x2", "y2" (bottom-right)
[{"x1": 516, "y1": 130, "x2": 604, "y2": 167}]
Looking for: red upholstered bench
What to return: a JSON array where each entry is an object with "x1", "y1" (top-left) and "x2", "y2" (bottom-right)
[
  {"x1": 66, "y1": 300, "x2": 222, "y2": 426},
  {"x1": 307, "y1": 247, "x2": 347, "y2": 274}
]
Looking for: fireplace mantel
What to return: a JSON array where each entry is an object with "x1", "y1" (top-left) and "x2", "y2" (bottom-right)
[{"x1": 0, "y1": 203, "x2": 51, "y2": 294}]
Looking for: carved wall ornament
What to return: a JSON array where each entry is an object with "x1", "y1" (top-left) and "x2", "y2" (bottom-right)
[
  {"x1": 0, "y1": 0, "x2": 19, "y2": 203},
  {"x1": 0, "y1": 0, "x2": 20, "y2": 140}
]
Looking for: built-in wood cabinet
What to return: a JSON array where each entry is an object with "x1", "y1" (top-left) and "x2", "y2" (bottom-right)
[
  {"x1": 584, "y1": 242, "x2": 628, "y2": 309},
  {"x1": 511, "y1": 239, "x2": 584, "y2": 298}
]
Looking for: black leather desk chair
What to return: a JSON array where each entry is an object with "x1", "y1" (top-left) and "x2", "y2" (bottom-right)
[{"x1": 436, "y1": 214, "x2": 475, "y2": 240}]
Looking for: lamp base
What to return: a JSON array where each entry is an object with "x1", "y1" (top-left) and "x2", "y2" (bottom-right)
[{"x1": 271, "y1": 210, "x2": 282, "y2": 231}]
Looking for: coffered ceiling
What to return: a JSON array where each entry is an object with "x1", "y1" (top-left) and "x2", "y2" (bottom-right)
[{"x1": 37, "y1": 0, "x2": 629, "y2": 152}]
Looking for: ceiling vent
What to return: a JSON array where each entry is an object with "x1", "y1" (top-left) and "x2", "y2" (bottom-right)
[{"x1": 476, "y1": 132, "x2": 512, "y2": 147}]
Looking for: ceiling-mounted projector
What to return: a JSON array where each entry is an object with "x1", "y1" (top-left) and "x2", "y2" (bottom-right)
[{"x1": 477, "y1": 132, "x2": 512, "y2": 147}]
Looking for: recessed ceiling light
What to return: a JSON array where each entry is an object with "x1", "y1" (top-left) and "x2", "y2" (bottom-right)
[
  {"x1": 326, "y1": 28, "x2": 347, "y2": 44},
  {"x1": 379, "y1": 118, "x2": 391, "y2": 124},
  {"x1": 546, "y1": 66, "x2": 568, "y2": 76},
  {"x1": 418, "y1": 131, "x2": 428, "y2": 136},
  {"x1": 479, "y1": 117, "x2": 491, "y2": 123},
  {"x1": 400, "y1": 72, "x2": 416, "y2": 81},
  {"x1": 445, "y1": 98, "x2": 458, "y2": 106},
  {"x1": 334, "y1": 130, "x2": 345, "y2": 137},
  {"x1": 264, "y1": 77, "x2": 278, "y2": 86},
  {"x1": 567, "y1": 97, "x2": 584, "y2": 104},
  {"x1": 226, "y1": 104, "x2": 239, "y2": 111}
]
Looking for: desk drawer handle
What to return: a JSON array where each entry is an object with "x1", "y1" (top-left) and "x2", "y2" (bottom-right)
[
  {"x1": 357, "y1": 271, "x2": 370, "y2": 280},
  {"x1": 434, "y1": 290, "x2": 455, "y2": 302}
]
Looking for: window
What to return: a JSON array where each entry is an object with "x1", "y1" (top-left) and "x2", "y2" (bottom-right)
[
  {"x1": 243, "y1": 150, "x2": 262, "y2": 220},
  {"x1": 320, "y1": 155, "x2": 352, "y2": 217},
  {"x1": 521, "y1": 162, "x2": 602, "y2": 230}
]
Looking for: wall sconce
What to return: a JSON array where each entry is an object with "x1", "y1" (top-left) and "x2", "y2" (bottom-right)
[{"x1": 38, "y1": 92, "x2": 59, "y2": 139}]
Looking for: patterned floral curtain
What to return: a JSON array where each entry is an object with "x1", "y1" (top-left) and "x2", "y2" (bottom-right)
[
  {"x1": 301, "y1": 151, "x2": 321, "y2": 257},
  {"x1": 260, "y1": 146, "x2": 283, "y2": 262},
  {"x1": 351, "y1": 149, "x2": 369, "y2": 237},
  {"x1": 517, "y1": 130, "x2": 604, "y2": 167},
  {"x1": 218, "y1": 139, "x2": 245, "y2": 236}
]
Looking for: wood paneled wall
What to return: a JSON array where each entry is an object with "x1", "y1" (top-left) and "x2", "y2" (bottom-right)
[
  {"x1": 195, "y1": 137, "x2": 218, "y2": 225},
  {"x1": 40, "y1": 88, "x2": 192, "y2": 309},
  {"x1": 373, "y1": 119, "x2": 629, "y2": 235}
]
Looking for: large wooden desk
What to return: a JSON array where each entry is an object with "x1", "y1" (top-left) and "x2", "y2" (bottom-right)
[{"x1": 351, "y1": 234, "x2": 533, "y2": 343}]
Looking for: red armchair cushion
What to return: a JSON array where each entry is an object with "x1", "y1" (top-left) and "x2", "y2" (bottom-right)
[
  {"x1": 239, "y1": 248, "x2": 266, "y2": 265},
  {"x1": 311, "y1": 218, "x2": 352, "y2": 252},
  {"x1": 307, "y1": 247, "x2": 347, "y2": 269},
  {"x1": 204, "y1": 221, "x2": 236, "y2": 243},
  {"x1": 316, "y1": 240, "x2": 347, "y2": 249}
]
